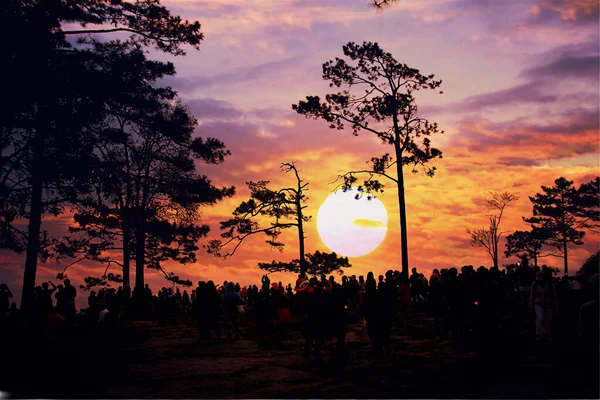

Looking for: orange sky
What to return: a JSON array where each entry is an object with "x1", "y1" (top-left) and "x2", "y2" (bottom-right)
[{"x1": 1, "y1": 0, "x2": 598, "y2": 307}]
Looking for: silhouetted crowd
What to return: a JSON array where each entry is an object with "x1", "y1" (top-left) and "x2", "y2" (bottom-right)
[{"x1": 1, "y1": 262, "x2": 598, "y2": 360}]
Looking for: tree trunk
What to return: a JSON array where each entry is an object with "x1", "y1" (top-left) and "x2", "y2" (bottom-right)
[
  {"x1": 135, "y1": 216, "x2": 145, "y2": 290},
  {"x1": 394, "y1": 145, "x2": 409, "y2": 277},
  {"x1": 21, "y1": 123, "x2": 45, "y2": 312},
  {"x1": 122, "y1": 221, "x2": 130, "y2": 286},
  {"x1": 563, "y1": 239, "x2": 568, "y2": 275},
  {"x1": 297, "y1": 192, "x2": 306, "y2": 276},
  {"x1": 533, "y1": 253, "x2": 538, "y2": 268},
  {"x1": 21, "y1": 165, "x2": 43, "y2": 312}
]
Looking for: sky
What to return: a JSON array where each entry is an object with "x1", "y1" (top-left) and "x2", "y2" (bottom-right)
[{"x1": 1, "y1": 0, "x2": 599, "y2": 306}]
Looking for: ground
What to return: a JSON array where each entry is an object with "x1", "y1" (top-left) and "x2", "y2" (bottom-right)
[{"x1": 0, "y1": 311, "x2": 597, "y2": 399}]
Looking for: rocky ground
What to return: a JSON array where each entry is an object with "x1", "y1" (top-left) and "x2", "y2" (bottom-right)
[{"x1": 0, "y1": 311, "x2": 597, "y2": 399}]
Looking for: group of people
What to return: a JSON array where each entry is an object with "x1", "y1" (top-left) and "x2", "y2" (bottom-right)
[
  {"x1": 0, "y1": 260, "x2": 598, "y2": 360},
  {"x1": 1, "y1": 279, "x2": 79, "y2": 330}
]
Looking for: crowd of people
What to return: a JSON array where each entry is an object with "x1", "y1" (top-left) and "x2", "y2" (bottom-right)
[{"x1": 1, "y1": 261, "x2": 598, "y2": 360}]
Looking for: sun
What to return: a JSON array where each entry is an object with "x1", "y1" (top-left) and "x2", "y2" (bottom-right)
[{"x1": 316, "y1": 189, "x2": 388, "y2": 257}]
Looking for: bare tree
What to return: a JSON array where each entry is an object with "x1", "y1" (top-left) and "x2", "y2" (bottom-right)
[
  {"x1": 208, "y1": 162, "x2": 313, "y2": 275},
  {"x1": 467, "y1": 192, "x2": 519, "y2": 268}
]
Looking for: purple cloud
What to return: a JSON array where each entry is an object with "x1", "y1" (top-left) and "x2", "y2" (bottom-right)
[
  {"x1": 186, "y1": 98, "x2": 243, "y2": 121},
  {"x1": 162, "y1": 56, "x2": 304, "y2": 91},
  {"x1": 524, "y1": 0, "x2": 600, "y2": 27}
]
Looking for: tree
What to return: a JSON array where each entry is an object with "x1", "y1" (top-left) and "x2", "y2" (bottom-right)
[
  {"x1": 258, "y1": 250, "x2": 351, "y2": 276},
  {"x1": 2, "y1": 6, "x2": 107, "y2": 310},
  {"x1": 525, "y1": 177, "x2": 598, "y2": 275},
  {"x1": 504, "y1": 228, "x2": 551, "y2": 268},
  {"x1": 209, "y1": 162, "x2": 348, "y2": 276},
  {"x1": 467, "y1": 192, "x2": 519, "y2": 268},
  {"x1": 576, "y1": 251, "x2": 599, "y2": 281},
  {"x1": 209, "y1": 162, "x2": 309, "y2": 273},
  {"x1": 1, "y1": 0, "x2": 204, "y2": 309},
  {"x1": 293, "y1": 42, "x2": 443, "y2": 276},
  {"x1": 51, "y1": 42, "x2": 234, "y2": 290},
  {"x1": 577, "y1": 177, "x2": 599, "y2": 233}
]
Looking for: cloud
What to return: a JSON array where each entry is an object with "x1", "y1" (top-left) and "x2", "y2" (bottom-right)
[
  {"x1": 460, "y1": 82, "x2": 558, "y2": 112},
  {"x1": 447, "y1": 108, "x2": 599, "y2": 166},
  {"x1": 520, "y1": 42, "x2": 599, "y2": 81},
  {"x1": 427, "y1": 38, "x2": 599, "y2": 115},
  {"x1": 524, "y1": 0, "x2": 600, "y2": 27},
  {"x1": 495, "y1": 157, "x2": 541, "y2": 167},
  {"x1": 163, "y1": 56, "x2": 304, "y2": 91},
  {"x1": 186, "y1": 98, "x2": 243, "y2": 121},
  {"x1": 353, "y1": 218, "x2": 386, "y2": 228}
]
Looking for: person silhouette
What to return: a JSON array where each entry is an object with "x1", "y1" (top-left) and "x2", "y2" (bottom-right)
[
  {"x1": 7, "y1": 302, "x2": 21, "y2": 327},
  {"x1": 0, "y1": 283, "x2": 13, "y2": 320},
  {"x1": 222, "y1": 282, "x2": 246, "y2": 341},
  {"x1": 41, "y1": 281, "x2": 56, "y2": 315},
  {"x1": 363, "y1": 272, "x2": 380, "y2": 354},
  {"x1": 530, "y1": 269, "x2": 558, "y2": 340},
  {"x1": 63, "y1": 279, "x2": 77, "y2": 323}
]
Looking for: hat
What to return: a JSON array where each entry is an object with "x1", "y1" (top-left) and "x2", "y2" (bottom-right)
[{"x1": 271, "y1": 283, "x2": 279, "y2": 290}]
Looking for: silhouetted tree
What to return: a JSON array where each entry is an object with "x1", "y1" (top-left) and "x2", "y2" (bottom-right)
[
  {"x1": 1, "y1": 0, "x2": 204, "y2": 309},
  {"x1": 51, "y1": 42, "x2": 233, "y2": 290},
  {"x1": 577, "y1": 177, "x2": 599, "y2": 233},
  {"x1": 258, "y1": 251, "x2": 351, "y2": 276},
  {"x1": 504, "y1": 228, "x2": 552, "y2": 268},
  {"x1": 293, "y1": 42, "x2": 443, "y2": 276},
  {"x1": 209, "y1": 162, "x2": 313, "y2": 274},
  {"x1": 209, "y1": 163, "x2": 346, "y2": 277},
  {"x1": 576, "y1": 251, "x2": 599, "y2": 281},
  {"x1": 525, "y1": 177, "x2": 599, "y2": 275},
  {"x1": 467, "y1": 192, "x2": 519, "y2": 268}
]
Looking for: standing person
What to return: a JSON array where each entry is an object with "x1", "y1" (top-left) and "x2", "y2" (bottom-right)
[
  {"x1": 203, "y1": 281, "x2": 222, "y2": 342},
  {"x1": 397, "y1": 272, "x2": 411, "y2": 323},
  {"x1": 182, "y1": 290, "x2": 190, "y2": 314},
  {"x1": 272, "y1": 284, "x2": 291, "y2": 344},
  {"x1": 295, "y1": 273, "x2": 307, "y2": 290},
  {"x1": 87, "y1": 291, "x2": 99, "y2": 324},
  {"x1": 303, "y1": 281, "x2": 326, "y2": 361},
  {"x1": 55, "y1": 284, "x2": 65, "y2": 315},
  {"x1": 347, "y1": 276, "x2": 358, "y2": 310},
  {"x1": 358, "y1": 275, "x2": 366, "y2": 309},
  {"x1": 0, "y1": 283, "x2": 13, "y2": 321},
  {"x1": 530, "y1": 269, "x2": 558, "y2": 340},
  {"x1": 410, "y1": 268, "x2": 423, "y2": 308},
  {"x1": 428, "y1": 269, "x2": 442, "y2": 336},
  {"x1": 363, "y1": 272, "x2": 380, "y2": 355},
  {"x1": 222, "y1": 282, "x2": 246, "y2": 341},
  {"x1": 255, "y1": 284, "x2": 272, "y2": 345},
  {"x1": 193, "y1": 281, "x2": 207, "y2": 338},
  {"x1": 41, "y1": 282, "x2": 57, "y2": 315},
  {"x1": 106, "y1": 288, "x2": 119, "y2": 325},
  {"x1": 63, "y1": 279, "x2": 77, "y2": 323},
  {"x1": 518, "y1": 262, "x2": 534, "y2": 313},
  {"x1": 379, "y1": 270, "x2": 397, "y2": 356},
  {"x1": 331, "y1": 277, "x2": 349, "y2": 356}
]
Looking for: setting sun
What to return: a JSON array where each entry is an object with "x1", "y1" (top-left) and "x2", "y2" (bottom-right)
[{"x1": 317, "y1": 189, "x2": 388, "y2": 258}]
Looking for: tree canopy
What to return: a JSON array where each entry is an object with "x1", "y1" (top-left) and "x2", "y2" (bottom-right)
[{"x1": 524, "y1": 177, "x2": 598, "y2": 275}]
